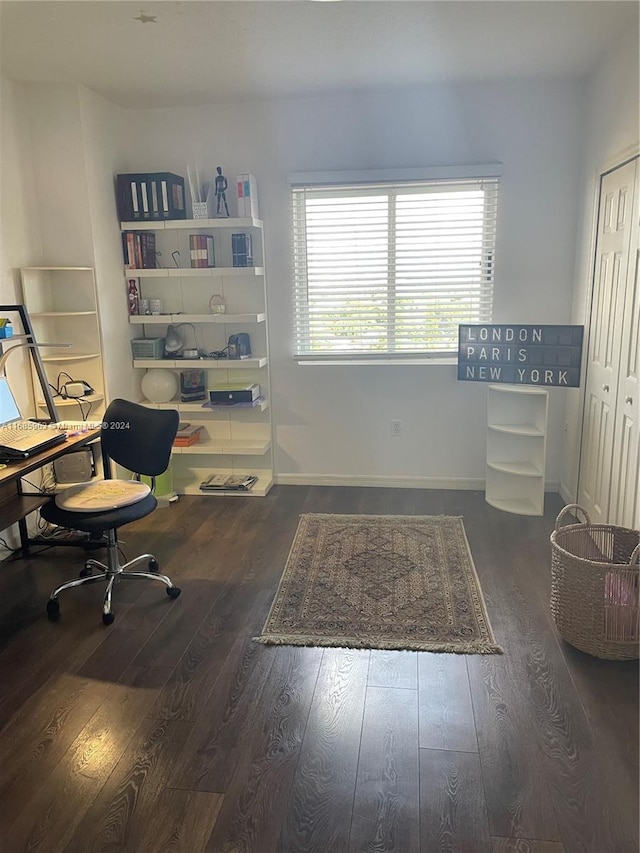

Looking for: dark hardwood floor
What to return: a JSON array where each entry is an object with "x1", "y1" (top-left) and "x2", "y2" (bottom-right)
[{"x1": 0, "y1": 487, "x2": 637, "y2": 852}]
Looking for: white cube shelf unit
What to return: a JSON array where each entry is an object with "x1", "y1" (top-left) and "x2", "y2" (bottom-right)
[
  {"x1": 122, "y1": 217, "x2": 273, "y2": 496},
  {"x1": 486, "y1": 384, "x2": 548, "y2": 516},
  {"x1": 20, "y1": 266, "x2": 106, "y2": 421}
]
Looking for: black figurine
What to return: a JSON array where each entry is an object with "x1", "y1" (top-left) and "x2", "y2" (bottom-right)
[{"x1": 215, "y1": 166, "x2": 229, "y2": 217}]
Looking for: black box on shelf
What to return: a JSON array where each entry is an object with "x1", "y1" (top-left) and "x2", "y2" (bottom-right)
[
  {"x1": 209, "y1": 383, "x2": 260, "y2": 404},
  {"x1": 116, "y1": 172, "x2": 186, "y2": 222}
]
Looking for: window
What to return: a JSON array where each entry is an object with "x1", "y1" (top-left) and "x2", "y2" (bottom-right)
[{"x1": 292, "y1": 173, "x2": 499, "y2": 361}]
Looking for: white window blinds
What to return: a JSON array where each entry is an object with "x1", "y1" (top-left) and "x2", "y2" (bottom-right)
[{"x1": 292, "y1": 176, "x2": 499, "y2": 360}]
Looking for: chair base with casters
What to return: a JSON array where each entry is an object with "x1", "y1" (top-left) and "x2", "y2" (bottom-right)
[
  {"x1": 45, "y1": 529, "x2": 181, "y2": 626},
  {"x1": 42, "y1": 398, "x2": 181, "y2": 625}
]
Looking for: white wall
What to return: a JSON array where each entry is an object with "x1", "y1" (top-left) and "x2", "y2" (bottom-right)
[
  {"x1": 24, "y1": 85, "x2": 95, "y2": 265},
  {"x1": 19, "y1": 83, "x2": 138, "y2": 404},
  {"x1": 0, "y1": 76, "x2": 43, "y2": 550},
  {"x1": 0, "y1": 76, "x2": 43, "y2": 415},
  {"x1": 77, "y1": 86, "x2": 138, "y2": 403},
  {"x1": 561, "y1": 27, "x2": 640, "y2": 501},
  {"x1": 122, "y1": 78, "x2": 585, "y2": 487},
  {"x1": 2, "y1": 74, "x2": 590, "y2": 489}
]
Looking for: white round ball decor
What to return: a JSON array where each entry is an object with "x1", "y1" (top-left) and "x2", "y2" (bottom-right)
[{"x1": 141, "y1": 369, "x2": 178, "y2": 403}]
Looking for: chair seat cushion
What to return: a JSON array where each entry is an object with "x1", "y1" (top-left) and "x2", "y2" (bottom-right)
[
  {"x1": 55, "y1": 479, "x2": 151, "y2": 512},
  {"x1": 41, "y1": 491, "x2": 157, "y2": 534}
]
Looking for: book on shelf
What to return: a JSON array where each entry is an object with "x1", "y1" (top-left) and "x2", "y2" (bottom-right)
[
  {"x1": 231, "y1": 233, "x2": 253, "y2": 267},
  {"x1": 189, "y1": 234, "x2": 215, "y2": 268},
  {"x1": 236, "y1": 175, "x2": 245, "y2": 217},
  {"x1": 150, "y1": 181, "x2": 159, "y2": 217},
  {"x1": 173, "y1": 424, "x2": 203, "y2": 447},
  {"x1": 173, "y1": 436, "x2": 201, "y2": 447},
  {"x1": 122, "y1": 231, "x2": 157, "y2": 269},
  {"x1": 199, "y1": 473, "x2": 258, "y2": 492},
  {"x1": 235, "y1": 174, "x2": 259, "y2": 218},
  {"x1": 140, "y1": 182, "x2": 149, "y2": 218}
]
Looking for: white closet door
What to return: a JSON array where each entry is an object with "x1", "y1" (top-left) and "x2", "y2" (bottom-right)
[
  {"x1": 610, "y1": 159, "x2": 640, "y2": 528},
  {"x1": 579, "y1": 158, "x2": 637, "y2": 524}
]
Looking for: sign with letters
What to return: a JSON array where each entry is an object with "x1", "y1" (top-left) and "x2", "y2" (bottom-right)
[{"x1": 457, "y1": 324, "x2": 584, "y2": 387}]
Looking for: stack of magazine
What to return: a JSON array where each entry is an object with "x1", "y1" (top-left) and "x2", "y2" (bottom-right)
[{"x1": 199, "y1": 473, "x2": 258, "y2": 492}]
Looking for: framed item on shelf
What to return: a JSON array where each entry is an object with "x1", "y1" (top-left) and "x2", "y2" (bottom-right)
[{"x1": 180, "y1": 369, "x2": 206, "y2": 402}]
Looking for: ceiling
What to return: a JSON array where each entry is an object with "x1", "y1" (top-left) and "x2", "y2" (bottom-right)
[{"x1": 1, "y1": 1, "x2": 637, "y2": 109}]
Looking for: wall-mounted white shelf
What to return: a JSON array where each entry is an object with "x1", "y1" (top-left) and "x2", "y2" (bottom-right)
[
  {"x1": 173, "y1": 437, "x2": 271, "y2": 456},
  {"x1": 121, "y1": 217, "x2": 263, "y2": 230},
  {"x1": 125, "y1": 266, "x2": 264, "y2": 278},
  {"x1": 122, "y1": 213, "x2": 273, "y2": 496},
  {"x1": 133, "y1": 357, "x2": 268, "y2": 370},
  {"x1": 174, "y1": 470, "x2": 273, "y2": 498},
  {"x1": 486, "y1": 384, "x2": 548, "y2": 516},
  {"x1": 143, "y1": 398, "x2": 270, "y2": 413},
  {"x1": 129, "y1": 313, "x2": 265, "y2": 325}
]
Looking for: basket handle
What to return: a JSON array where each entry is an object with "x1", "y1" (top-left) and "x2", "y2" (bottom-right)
[
  {"x1": 630, "y1": 544, "x2": 640, "y2": 566},
  {"x1": 555, "y1": 503, "x2": 591, "y2": 531}
]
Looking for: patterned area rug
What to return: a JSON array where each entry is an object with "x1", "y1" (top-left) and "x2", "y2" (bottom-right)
[{"x1": 255, "y1": 514, "x2": 502, "y2": 654}]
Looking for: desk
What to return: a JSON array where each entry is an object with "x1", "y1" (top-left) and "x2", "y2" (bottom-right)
[{"x1": 0, "y1": 428, "x2": 101, "y2": 553}]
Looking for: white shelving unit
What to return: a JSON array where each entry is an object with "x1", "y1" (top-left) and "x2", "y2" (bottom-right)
[
  {"x1": 20, "y1": 267, "x2": 106, "y2": 421},
  {"x1": 122, "y1": 217, "x2": 273, "y2": 496},
  {"x1": 486, "y1": 384, "x2": 548, "y2": 516}
]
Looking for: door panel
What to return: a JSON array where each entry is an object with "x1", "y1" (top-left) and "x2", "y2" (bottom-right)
[
  {"x1": 610, "y1": 167, "x2": 640, "y2": 528},
  {"x1": 581, "y1": 393, "x2": 612, "y2": 520},
  {"x1": 579, "y1": 158, "x2": 637, "y2": 523}
]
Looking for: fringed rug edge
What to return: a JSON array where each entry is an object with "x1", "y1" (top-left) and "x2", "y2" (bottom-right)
[{"x1": 253, "y1": 634, "x2": 503, "y2": 655}]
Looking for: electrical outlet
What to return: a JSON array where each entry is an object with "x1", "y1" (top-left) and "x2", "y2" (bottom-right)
[{"x1": 391, "y1": 419, "x2": 402, "y2": 436}]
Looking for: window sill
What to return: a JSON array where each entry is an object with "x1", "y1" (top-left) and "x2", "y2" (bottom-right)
[{"x1": 296, "y1": 357, "x2": 457, "y2": 367}]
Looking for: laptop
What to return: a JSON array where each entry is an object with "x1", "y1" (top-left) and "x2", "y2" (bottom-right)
[{"x1": 0, "y1": 378, "x2": 67, "y2": 460}]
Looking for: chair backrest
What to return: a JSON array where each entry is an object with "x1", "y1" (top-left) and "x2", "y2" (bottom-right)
[{"x1": 101, "y1": 398, "x2": 179, "y2": 477}]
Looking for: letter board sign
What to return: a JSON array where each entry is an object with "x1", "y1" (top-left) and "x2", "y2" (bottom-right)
[{"x1": 457, "y1": 325, "x2": 584, "y2": 387}]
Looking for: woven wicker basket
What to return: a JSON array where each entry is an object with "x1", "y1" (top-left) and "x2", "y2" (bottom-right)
[{"x1": 550, "y1": 505, "x2": 639, "y2": 660}]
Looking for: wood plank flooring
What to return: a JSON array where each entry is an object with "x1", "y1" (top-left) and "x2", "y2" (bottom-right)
[{"x1": 0, "y1": 487, "x2": 637, "y2": 852}]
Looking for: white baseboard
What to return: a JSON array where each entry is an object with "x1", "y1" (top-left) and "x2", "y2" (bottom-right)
[
  {"x1": 558, "y1": 481, "x2": 574, "y2": 505},
  {"x1": 276, "y1": 474, "x2": 485, "y2": 490},
  {"x1": 275, "y1": 474, "x2": 562, "y2": 493}
]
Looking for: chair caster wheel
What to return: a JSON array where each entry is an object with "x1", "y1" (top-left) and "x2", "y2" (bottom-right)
[
  {"x1": 167, "y1": 586, "x2": 181, "y2": 599},
  {"x1": 148, "y1": 558, "x2": 159, "y2": 573},
  {"x1": 102, "y1": 612, "x2": 115, "y2": 626},
  {"x1": 47, "y1": 599, "x2": 60, "y2": 621},
  {"x1": 79, "y1": 565, "x2": 92, "y2": 578}
]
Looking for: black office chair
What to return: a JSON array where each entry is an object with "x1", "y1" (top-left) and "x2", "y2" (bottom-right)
[{"x1": 43, "y1": 398, "x2": 181, "y2": 625}]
